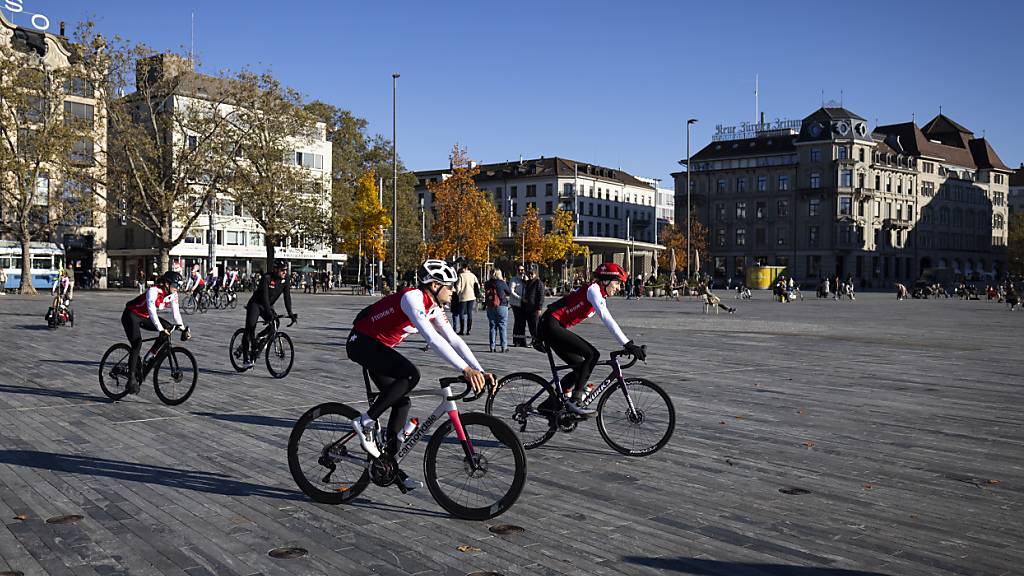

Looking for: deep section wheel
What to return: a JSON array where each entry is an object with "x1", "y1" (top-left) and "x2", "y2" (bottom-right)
[{"x1": 287, "y1": 402, "x2": 370, "y2": 504}]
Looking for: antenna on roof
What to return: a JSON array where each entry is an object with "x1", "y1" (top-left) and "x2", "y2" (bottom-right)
[
  {"x1": 939, "y1": 105, "x2": 943, "y2": 115},
  {"x1": 754, "y1": 73, "x2": 759, "y2": 125},
  {"x1": 820, "y1": 89, "x2": 824, "y2": 107},
  {"x1": 911, "y1": 112, "x2": 915, "y2": 123},
  {"x1": 840, "y1": 89, "x2": 843, "y2": 107}
]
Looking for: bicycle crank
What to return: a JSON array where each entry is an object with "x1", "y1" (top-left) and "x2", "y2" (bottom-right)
[{"x1": 557, "y1": 412, "x2": 580, "y2": 433}]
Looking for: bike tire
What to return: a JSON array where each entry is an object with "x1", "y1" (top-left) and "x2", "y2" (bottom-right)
[
  {"x1": 287, "y1": 402, "x2": 370, "y2": 504},
  {"x1": 197, "y1": 296, "x2": 208, "y2": 313},
  {"x1": 99, "y1": 343, "x2": 132, "y2": 401},
  {"x1": 228, "y1": 294, "x2": 237, "y2": 309},
  {"x1": 228, "y1": 328, "x2": 247, "y2": 372},
  {"x1": 424, "y1": 412, "x2": 527, "y2": 520},
  {"x1": 68, "y1": 309, "x2": 74, "y2": 328},
  {"x1": 182, "y1": 295, "x2": 196, "y2": 315},
  {"x1": 485, "y1": 372, "x2": 557, "y2": 449},
  {"x1": 265, "y1": 332, "x2": 294, "y2": 379},
  {"x1": 596, "y1": 378, "x2": 675, "y2": 457},
  {"x1": 153, "y1": 347, "x2": 198, "y2": 406}
]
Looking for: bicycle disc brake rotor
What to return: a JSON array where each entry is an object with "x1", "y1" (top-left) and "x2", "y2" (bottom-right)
[
  {"x1": 557, "y1": 412, "x2": 579, "y2": 433},
  {"x1": 627, "y1": 408, "x2": 645, "y2": 425},
  {"x1": 463, "y1": 453, "x2": 489, "y2": 478}
]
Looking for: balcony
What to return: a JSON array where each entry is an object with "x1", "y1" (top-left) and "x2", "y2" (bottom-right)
[
  {"x1": 853, "y1": 187, "x2": 875, "y2": 199},
  {"x1": 883, "y1": 217, "x2": 911, "y2": 230}
]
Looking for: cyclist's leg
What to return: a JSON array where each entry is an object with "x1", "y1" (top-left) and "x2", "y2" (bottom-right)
[
  {"x1": 346, "y1": 332, "x2": 420, "y2": 453},
  {"x1": 542, "y1": 316, "x2": 598, "y2": 403},
  {"x1": 121, "y1": 309, "x2": 142, "y2": 388},
  {"x1": 241, "y1": 303, "x2": 261, "y2": 361}
]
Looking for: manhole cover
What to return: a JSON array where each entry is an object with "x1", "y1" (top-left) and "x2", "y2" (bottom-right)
[
  {"x1": 45, "y1": 515, "x2": 83, "y2": 525},
  {"x1": 268, "y1": 546, "x2": 307, "y2": 559},
  {"x1": 488, "y1": 524, "x2": 524, "y2": 535},
  {"x1": 779, "y1": 487, "x2": 811, "y2": 495}
]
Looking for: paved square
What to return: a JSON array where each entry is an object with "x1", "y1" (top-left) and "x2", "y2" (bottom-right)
[{"x1": 0, "y1": 289, "x2": 1021, "y2": 575}]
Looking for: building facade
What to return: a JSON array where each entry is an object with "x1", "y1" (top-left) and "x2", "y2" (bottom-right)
[
  {"x1": 1, "y1": 12, "x2": 108, "y2": 286},
  {"x1": 106, "y1": 56, "x2": 341, "y2": 283},
  {"x1": 1010, "y1": 164, "x2": 1024, "y2": 221},
  {"x1": 414, "y1": 157, "x2": 662, "y2": 276},
  {"x1": 675, "y1": 107, "x2": 1011, "y2": 286}
]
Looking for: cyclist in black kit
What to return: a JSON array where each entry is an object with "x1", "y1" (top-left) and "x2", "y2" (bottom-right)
[{"x1": 241, "y1": 259, "x2": 296, "y2": 369}]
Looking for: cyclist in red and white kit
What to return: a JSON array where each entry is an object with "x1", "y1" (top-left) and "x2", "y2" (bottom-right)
[
  {"x1": 347, "y1": 260, "x2": 495, "y2": 490},
  {"x1": 537, "y1": 262, "x2": 646, "y2": 416},
  {"x1": 121, "y1": 271, "x2": 191, "y2": 394},
  {"x1": 187, "y1": 265, "x2": 206, "y2": 299}
]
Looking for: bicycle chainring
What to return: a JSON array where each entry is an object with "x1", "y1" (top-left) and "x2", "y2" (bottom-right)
[
  {"x1": 369, "y1": 455, "x2": 398, "y2": 487},
  {"x1": 557, "y1": 412, "x2": 579, "y2": 433}
]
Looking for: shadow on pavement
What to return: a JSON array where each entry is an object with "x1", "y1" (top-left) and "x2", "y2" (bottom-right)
[
  {"x1": 0, "y1": 450, "x2": 303, "y2": 501},
  {"x1": 193, "y1": 411, "x2": 296, "y2": 428},
  {"x1": 0, "y1": 383, "x2": 108, "y2": 403},
  {"x1": 39, "y1": 358, "x2": 101, "y2": 368},
  {"x1": 16, "y1": 324, "x2": 52, "y2": 331},
  {"x1": 622, "y1": 557, "x2": 892, "y2": 576}
]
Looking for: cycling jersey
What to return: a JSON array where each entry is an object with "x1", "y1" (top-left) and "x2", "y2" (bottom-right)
[
  {"x1": 189, "y1": 271, "x2": 205, "y2": 288},
  {"x1": 225, "y1": 271, "x2": 238, "y2": 288},
  {"x1": 546, "y1": 282, "x2": 629, "y2": 345},
  {"x1": 126, "y1": 286, "x2": 185, "y2": 331},
  {"x1": 247, "y1": 272, "x2": 293, "y2": 314},
  {"x1": 352, "y1": 288, "x2": 483, "y2": 372}
]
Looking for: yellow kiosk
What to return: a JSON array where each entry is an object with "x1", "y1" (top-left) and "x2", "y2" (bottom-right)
[{"x1": 745, "y1": 266, "x2": 787, "y2": 290}]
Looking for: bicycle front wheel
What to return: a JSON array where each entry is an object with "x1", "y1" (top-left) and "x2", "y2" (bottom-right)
[
  {"x1": 228, "y1": 328, "x2": 247, "y2": 372},
  {"x1": 287, "y1": 402, "x2": 370, "y2": 504},
  {"x1": 182, "y1": 295, "x2": 196, "y2": 315},
  {"x1": 197, "y1": 296, "x2": 208, "y2": 313},
  {"x1": 98, "y1": 343, "x2": 132, "y2": 400},
  {"x1": 153, "y1": 347, "x2": 198, "y2": 405},
  {"x1": 485, "y1": 372, "x2": 557, "y2": 449},
  {"x1": 265, "y1": 332, "x2": 294, "y2": 379},
  {"x1": 424, "y1": 412, "x2": 527, "y2": 520},
  {"x1": 596, "y1": 378, "x2": 675, "y2": 457}
]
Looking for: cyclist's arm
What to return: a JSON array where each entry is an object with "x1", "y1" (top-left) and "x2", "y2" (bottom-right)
[
  {"x1": 282, "y1": 280, "x2": 294, "y2": 316},
  {"x1": 169, "y1": 293, "x2": 185, "y2": 328},
  {"x1": 587, "y1": 283, "x2": 629, "y2": 346},
  {"x1": 145, "y1": 287, "x2": 165, "y2": 332},
  {"x1": 399, "y1": 291, "x2": 476, "y2": 372},
  {"x1": 430, "y1": 309, "x2": 484, "y2": 372},
  {"x1": 257, "y1": 275, "x2": 271, "y2": 309}
]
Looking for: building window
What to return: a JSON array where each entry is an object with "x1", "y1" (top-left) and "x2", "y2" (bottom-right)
[
  {"x1": 755, "y1": 201, "x2": 765, "y2": 220},
  {"x1": 875, "y1": 174, "x2": 881, "y2": 190},
  {"x1": 63, "y1": 101, "x2": 94, "y2": 125},
  {"x1": 757, "y1": 176, "x2": 767, "y2": 192},
  {"x1": 737, "y1": 178, "x2": 747, "y2": 193},
  {"x1": 858, "y1": 148, "x2": 865, "y2": 162},
  {"x1": 858, "y1": 173, "x2": 865, "y2": 189},
  {"x1": 837, "y1": 146, "x2": 848, "y2": 160},
  {"x1": 545, "y1": 201, "x2": 553, "y2": 214},
  {"x1": 777, "y1": 199, "x2": 789, "y2": 217},
  {"x1": 809, "y1": 198, "x2": 820, "y2": 217},
  {"x1": 778, "y1": 175, "x2": 789, "y2": 191},
  {"x1": 735, "y1": 228, "x2": 746, "y2": 246},
  {"x1": 70, "y1": 139, "x2": 94, "y2": 163},
  {"x1": 839, "y1": 196, "x2": 852, "y2": 216},
  {"x1": 716, "y1": 203, "x2": 726, "y2": 222},
  {"x1": 526, "y1": 184, "x2": 536, "y2": 197},
  {"x1": 810, "y1": 173, "x2": 821, "y2": 189},
  {"x1": 545, "y1": 183, "x2": 553, "y2": 196},
  {"x1": 293, "y1": 151, "x2": 324, "y2": 169},
  {"x1": 226, "y1": 231, "x2": 242, "y2": 245},
  {"x1": 64, "y1": 77, "x2": 94, "y2": 97},
  {"x1": 735, "y1": 201, "x2": 747, "y2": 219},
  {"x1": 886, "y1": 177, "x2": 892, "y2": 192},
  {"x1": 717, "y1": 179, "x2": 727, "y2": 193},
  {"x1": 546, "y1": 220, "x2": 554, "y2": 233},
  {"x1": 993, "y1": 214, "x2": 1005, "y2": 229},
  {"x1": 510, "y1": 185, "x2": 518, "y2": 197},
  {"x1": 810, "y1": 148, "x2": 821, "y2": 163},
  {"x1": 755, "y1": 228, "x2": 766, "y2": 246},
  {"x1": 717, "y1": 228, "x2": 726, "y2": 247},
  {"x1": 840, "y1": 170, "x2": 852, "y2": 187},
  {"x1": 808, "y1": 226, "x2": 819, "y2": 247},
  {"x1": 776, "y1": 227, "x2": 787, "y2": 246},
  {"x1": 587, "y1": 221, "x2": 593, "y2": 235},
  {"x1": 562, "y1": 183, "x2": 572, "y2": 196}
]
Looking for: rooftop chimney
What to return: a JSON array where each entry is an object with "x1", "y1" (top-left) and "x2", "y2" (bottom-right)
[{"x1": 59, "y1": 21, "x2": 65, "y2": 36}]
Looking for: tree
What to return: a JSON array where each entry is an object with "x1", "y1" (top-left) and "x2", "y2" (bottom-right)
[
  {"x1": 541, "y1": 207, "x2": 584, "y2": 266},
  {"x1": 227, "y1": 72, "x2": 325, "y2": 270},
  {"x1": 303, "y1": 101, "x2": 420, "y2": 274},
  {"x1": 513, "y1": 204, "x2": 543, "y2": 265},
  {"x1": 1009, "y1": 212, "x2": 1024, "y2": 276},
  {"x1": 0, "y1": 26, "x2": 106, "y2": 293},
  {"x1": 100, "y1": 44, "x2": 239, "y2": 273},
  {"x1": 657, "y1": 216, "x2": 708, "y2": 278},
  {"x1": 337, "y1": 170, "x2": 389, "y2": 284},
  {"x1": 426, "y1": 144, "x2": 500, "y2": 264}
]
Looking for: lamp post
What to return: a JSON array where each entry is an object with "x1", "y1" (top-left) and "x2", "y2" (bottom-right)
[
  {"x1": 686, "y1": 118, "x2": 698, "y2": 279},
  {"x1": 391, "y1": 73, "x2": 399, "y2": 289},
  {"x1": 419, "y1": 196, "x2": 425, "y2": 246}
]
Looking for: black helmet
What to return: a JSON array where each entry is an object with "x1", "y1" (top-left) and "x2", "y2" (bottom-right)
[
  {"x1": 273, "y1": 259, "x2": 288, "y2": 269},
  {"x1": 160, "y1": 270, "x2": 183, "y2": 289}
]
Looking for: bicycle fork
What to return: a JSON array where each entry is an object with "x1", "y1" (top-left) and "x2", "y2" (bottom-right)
[{"x1": 442, "y1": 389, "x2": 481, "y2": 473}]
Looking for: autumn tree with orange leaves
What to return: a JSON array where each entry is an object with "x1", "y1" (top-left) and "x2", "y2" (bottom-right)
[
  {"x1": 513, "y1": 204, "x2": 544, "y2": 265},
  {"x1": 657, "y1": 216, "x2": 708, "y2": 276},
  {"x1": 426, "y1": 145, "x2": 501, "y2": 264}
]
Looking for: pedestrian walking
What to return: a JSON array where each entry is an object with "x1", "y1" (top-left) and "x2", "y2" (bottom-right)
[
  {"x1": 484, "y1": 269, "x2": 512, "y2": 352},
  {"x1": 509, "y1": 265, "x2": 527, "y2": 347},
  {"x1": 453, "y1": 262, "x2": 480, "y2": 335},
  {"x1": 521, "y1": 265, "x2": 545, "y2": 346},
  {"x1": 0, "y1": 267, "x2": 6, "y2": 295}
]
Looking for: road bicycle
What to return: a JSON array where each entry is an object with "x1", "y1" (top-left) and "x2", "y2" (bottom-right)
[
  {"x1": 287, "y1": 373, "x2": 527, "y2": 520},
  {"x1": 98, "y1": 325, "x2": 198, "y2": 405},
  {"x1": 486, "y1": 344, "x2": 675, "y2": 456},
  {"x1": 180, "y1": 289, "x2": 212, "y2": 314},
  {"x1": 218, "y1": 287, "x2": 238, "y2": 310},
  {"x1": 228, "y1": 314, "x2": 295, "y2": 378}
]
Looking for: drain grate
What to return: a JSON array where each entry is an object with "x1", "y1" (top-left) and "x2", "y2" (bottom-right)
[
  {"x1": 488, "y1": 524, "x2": 524, "y2": 536},
  {"x1": 45, "y1": 515, "x2": 83, "y2": 525},
  {"x1": 268, "y1": 546, "x2": 307, "y2": 559},
  {"x1": 779, "y1": 487, "x2": 811, "y2": 495}
]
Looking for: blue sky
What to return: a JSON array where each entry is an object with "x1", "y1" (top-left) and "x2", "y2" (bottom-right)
[{"x1": 10, "y1": 1, "x2": 1023, "y2": 184}]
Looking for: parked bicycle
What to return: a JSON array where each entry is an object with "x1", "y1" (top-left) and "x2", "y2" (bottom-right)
[
  {"x1": 228, "y1": 314, "x2": 295, "y2": 378},
  {"x1": 486, "y1": 345, "x2": 675, "y2": 456},
  {"x1": 287, "y1": 374, "x2": 527, "y2": 520},
  {"x1": 98, "y1": 325, "x2": 198, "y2": 405}
]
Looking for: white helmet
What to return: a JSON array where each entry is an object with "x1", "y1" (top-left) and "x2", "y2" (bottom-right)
[{"x1": 418, "y1": 259, "x2": 457, "y2": 286}]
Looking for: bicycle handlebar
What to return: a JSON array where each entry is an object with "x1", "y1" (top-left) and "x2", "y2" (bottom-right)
[
  {"x1": 610, "y1": 347, "x2": 645, "y2": 370},
  {"x1": 439, "y1": 376, "x2": 486, "y2": 403}
]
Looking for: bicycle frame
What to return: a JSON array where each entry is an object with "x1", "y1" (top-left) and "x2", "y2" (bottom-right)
[
  {"x1": 522, "y1": 348, "x2": 639, "y2": 413},
  {"x1": 137, "y1": 326, "x2": 181, "y2": 379}
]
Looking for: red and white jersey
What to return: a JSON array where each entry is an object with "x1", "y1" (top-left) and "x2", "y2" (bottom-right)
[
  {"x1": 351, "y1": 288, "x2": 483, "y2": 372},
  {"x1": 126, "y1": 286, "x2": 184, "y2": 331},
  {"x1": 547, "y1": 282, "x2": 629, "y2": 345}
]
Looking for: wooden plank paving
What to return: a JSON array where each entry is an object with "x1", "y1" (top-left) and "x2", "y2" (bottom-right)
[{"x1": 0, "y1": 290, "x2": 1021, "y2": 575}]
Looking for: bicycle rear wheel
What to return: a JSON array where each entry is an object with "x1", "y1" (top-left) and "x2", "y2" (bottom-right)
[
  {"x1": 181, "y1": 295, "x2": 196, "y2": 315},
  {"x1": 288, "y1": 402, "x2": 370, "y2": 504},
  {"x1": 153, "y1": 347, "x2": 198, "y2": 405},
  {"x1": 424, "y1": 412, "x2": 527, "y2": 520},
  {"x1": 229, "y1": 328, "x2": 247, "y2": 372},
  {"x1": 228, "y1": 293, "x2": 238, "y2": 309},
  {"x1": 197, "y1": 295, "x2": 208, "y2": 313},
  {"x1": 265, "y1": 332, "x2": 294, "y2": 379},
  {"x1": 596, "y1": 378, "x2": 675, "y2": 457},
  {"x1": 98, "y1": 343, "x2": 132, "y2": 400},
  {"x1": 485, "y1": 372, "x2": 557, "y2": 449}
]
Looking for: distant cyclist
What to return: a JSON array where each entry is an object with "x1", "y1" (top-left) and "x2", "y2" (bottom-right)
[
  {"x1": 241, "y1": 259, "x2": 296, "y2": 369},
  {"x1": 187, "y1": 265, "x2": 206, "y2": 300},
  {"x1": 536, "y1": 262, "x2": 645, "y2": 416},
  {"x1": 346, "y1": 259, "x2": 494, "y2": 490},
  {"x1": 122, "y1": 271, "x2": 190, "y2": 394}
]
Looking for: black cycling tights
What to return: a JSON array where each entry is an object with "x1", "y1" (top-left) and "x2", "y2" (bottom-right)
[
  {"x1": 121, "y1": 309, "x2": 170, "y2": 381},
  {"x1": 538, "y1": 313, "x2": 599, "y2": 402},
  {"x1": 346, "y1": 331, "x2": 421, "y2": 454}
]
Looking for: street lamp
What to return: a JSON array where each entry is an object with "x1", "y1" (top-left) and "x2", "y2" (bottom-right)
[
  {"x1": 392, "y1": 72, "x2": 399, "y2": 289},
  {"x1": 686, "y1": 118, "x2": 698, "y2": 279}
]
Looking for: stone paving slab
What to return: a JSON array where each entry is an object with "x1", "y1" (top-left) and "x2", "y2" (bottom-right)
[{"x1": 0, "y1": 289, "x2": 1022, "y2": 575}]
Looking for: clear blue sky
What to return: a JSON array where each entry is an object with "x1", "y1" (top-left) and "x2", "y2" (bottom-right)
[{"x1": 12, "y1": 1, "x2": 1024, "y2": 183}]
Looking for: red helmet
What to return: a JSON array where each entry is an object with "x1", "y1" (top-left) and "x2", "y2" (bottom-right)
[{"x1": 594, "y1": 262, "x2": 627, "y2": 282}]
